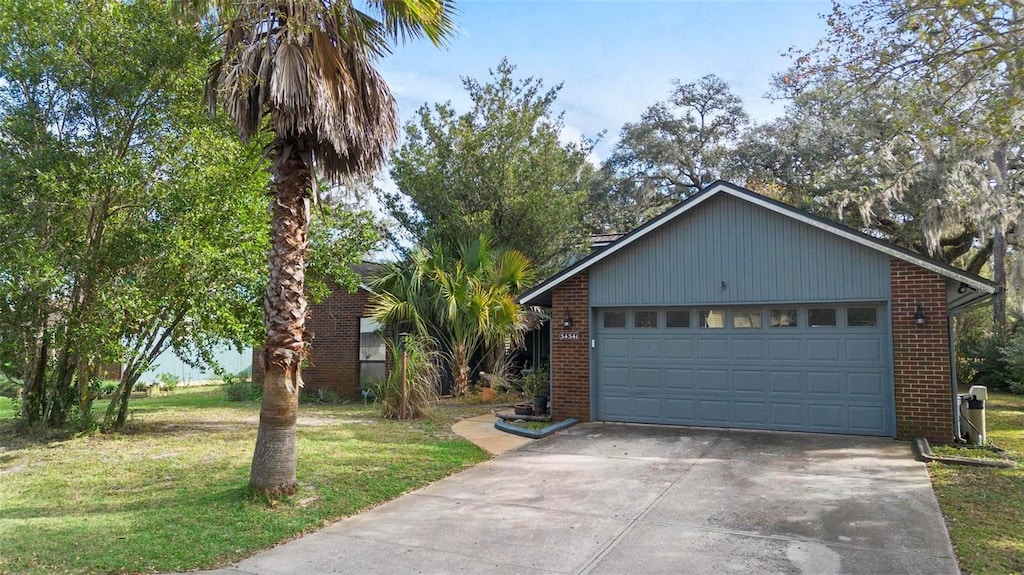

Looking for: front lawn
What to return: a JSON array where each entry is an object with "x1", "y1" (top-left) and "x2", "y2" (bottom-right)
[
  {"x1": 930, "y1": 391, "x2": 1024, "y2": 574},
  {"x1": 0, "y1": 386, "x2": 490, "y2": 574}
]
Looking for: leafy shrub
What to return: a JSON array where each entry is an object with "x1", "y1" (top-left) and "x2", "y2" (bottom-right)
[
  {"x1": 299, "y1": 387, "x2": 346, "y2": 404},
  {"x1": 96, "y1": 379, "x2": 119, "y2": 396},
  {"x1": 374, "y1": 336, "x2": 439, "y2": 420},
  {"x1": 520, "y1": 365, "x2": 550, "y2": 398},
  {"x1": 156, "y1": 372, "x2": 179, "y2": 392},
  {"x1": 962, "y1": 324, "x2": 1024, "y2": 393},
  {"x1": 225, "y1": 379, "x2": 261, "y2": 402},
  {"x1": 0, "y1": 373, "x2": 20, "y2": 399},
  {"x1": 954, "y1": 308, "x2": 991, "y2": 384}
]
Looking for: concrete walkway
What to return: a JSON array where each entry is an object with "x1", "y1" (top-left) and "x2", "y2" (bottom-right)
[
  {"x1": 203, "y1": 424, "x2": 957, "y2": 575},
  {"x1": 451, "y1": 412, "x2": 532, "y2": 454}
]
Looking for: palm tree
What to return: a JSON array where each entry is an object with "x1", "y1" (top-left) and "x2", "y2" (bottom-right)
[
  {"x1": 370, "y1": 235, "x2": 534, "y2": 397},
  {"x1": 192, "y1": 0, "x2": 456, "y2": 495}
]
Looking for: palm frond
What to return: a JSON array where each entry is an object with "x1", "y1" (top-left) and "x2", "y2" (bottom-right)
[{"x1": 202, "y1": 0, "x2": 455, "y2": 181}]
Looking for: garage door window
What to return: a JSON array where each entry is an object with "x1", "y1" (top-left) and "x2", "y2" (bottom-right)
[
  {"x1": 634, "y1": 310, "x2": 658, "y2": 328},
  {"x1": 770, "y1": 309, "x2": 798, "y2": 327},
  {"x1": 603, "y1": 311, "x2": 626, "y2": 328},
  {"x1": 699, "y1": 309, "x2": 725, "y2": 328},
  {"x1": 808, "y1": 308, "x2": 837, "y2": 327},
  {"x1": 733, "y1": 309, "x2": 762, "y2": 328},
  {"x1": 847, "y1": 307, "x2": 878, "y2": 327},
  {"x1": 666, "y1": 310, "x2": 691, "y2": 328}
]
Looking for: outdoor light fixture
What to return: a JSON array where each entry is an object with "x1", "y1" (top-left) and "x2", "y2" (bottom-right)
[
  {"x1": 914, "y1": 304, "x2": 926, "y2": 326},
  {"x1": 563, "y1": 313, "x2": 573, "y2": 329}
]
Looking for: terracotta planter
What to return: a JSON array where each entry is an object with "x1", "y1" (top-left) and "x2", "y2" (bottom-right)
[{"x1": 481, "y1": 387, "x2": 498, "y2": 403}]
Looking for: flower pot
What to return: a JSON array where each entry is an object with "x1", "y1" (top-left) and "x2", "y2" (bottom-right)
[
  {"x1": 533, "y1": 394, "x2": 549, "y2": 415},
  {"x1": 513, "y1": 403, "x2": 534, "y2": 416},
  {"x1": 481, "y1": 386, "x2": 497, "y2": 403}
]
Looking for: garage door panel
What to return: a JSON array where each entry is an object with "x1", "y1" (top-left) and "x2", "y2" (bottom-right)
[
  {"x1": 664, "y1": 399, "x2": 696, "y2": 421},
  {"x1": 698, "y1": 369, "x2": 730, "y2": 391},
  {"x1": 602, "y1": 337, "x2": 630, "y2": 359},
  {"x1": 601, "y1": 395, "x2": 631, "y2": 418},
  {"x1": 595, "y1": 305, "x2": 893, "y2": 436},
  {"x1": 771, "y1": 403, "x2": 805, "y2": 427},
  {"x1": 698, "y1": 339, "x2": 729, "y2": 359},
  {"x1": 732, "y1": 339, "x2": 764, "y2": 360},
  {"x1": 807, "y1": 339, "x2": 840, "y2": 361},
  {"x1": 769, "y1": 339, "x2": 802, "y2": 361},
  {"x1": 846, "y1": 338, "x2": 882, "y2": 362},
  {"x1": 734, "y1": 370, "x2": 767, "y2": 393},
  {"x1": 664, "y1": 368, "x2": 696, "y2": 391},
  {"x1": 600, "y1": 367, "x2": 630, "y2": 391},
  {"x1": 734, "y1": 401, "x2": 770, "y2": 425},
  {"x1": 698, "y1": 399, "x2": 730, "y2": 422},
  {"x1": 808, "y1": 404, "x2": 845, "y2": 430},
  {"x1": 769, "y1": 371, "x2": 803, "y2": 393},
  {"x1": 630, "y1": 338, "x2": 661, "y2": 359},
  {"x1": 807, "y1": 371, "x2": 843, "y2": 396},
  {"x1": 664, "y1": 338, "x2": 695, "y2": 359},
  {"x1": 632, "y1": 397, "x2": 663, "y2": 421},
  {"x1": 632, "y1": 367, "x2": 662, "y2": 390},
  {"x1": 848, "y1": 372, "x2": 884, "y2": 397},
  {"x1": 849, "y1": 405, "x2": 885, "y2": 432}
]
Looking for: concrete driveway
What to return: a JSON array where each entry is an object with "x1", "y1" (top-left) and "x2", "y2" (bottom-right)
[{"x1": 208, "y1": 424, "x2": 958, "y2": 574}]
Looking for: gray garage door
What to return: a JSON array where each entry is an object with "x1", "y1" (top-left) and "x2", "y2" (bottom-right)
[{"x1": 594, "y1": 304, "x2": 894, "y2": 436}]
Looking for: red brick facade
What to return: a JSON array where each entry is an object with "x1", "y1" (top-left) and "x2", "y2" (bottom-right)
[
  {"x1": 551, "y1": 272, "x2": 591, "y2": 421},
  {"x1": 253, "y1": 287, "x2": 374, "y2": 397},
  {"x1": 890, "y1": 258, "x2": 954, "y2": 442}
]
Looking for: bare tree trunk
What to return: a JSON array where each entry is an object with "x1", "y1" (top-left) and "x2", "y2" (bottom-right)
[
  {"x1": 250, "y1": 140, "x2": 310, "y2": 496},
  {"x1": 113, "y1": 371, "x2": 143, "y2": 429},
  {"x1": 993, "y1": 139, "x2": 1010, "y2": 332},
  {"x1": 21, "y1": 326, "x2": 47, "y2": 425},
  {"x1": 993, "y1": 225, "x2": 1007, "y2": 332}
]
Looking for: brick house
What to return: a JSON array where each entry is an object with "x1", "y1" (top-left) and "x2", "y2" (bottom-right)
[
  {"x1": 252, "y1": 263, "x2": 386, "y2": 397},
  {"x1": 520, "y1": 181, "x2": 996, "y2": 442}
]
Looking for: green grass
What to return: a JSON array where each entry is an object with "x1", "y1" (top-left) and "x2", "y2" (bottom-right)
[
  {"x1": 0, "y1": 386, "x2": 490, "y2": 574},
  {"x1": 505, "y1": 419, "x2": 554, "y2": 430},
  {"x1": 930, "y1": 391, "x2": 1024, "y2": 574},
  {"x1": 0, "y1": 396, "x2": 13, "y2": 420}
]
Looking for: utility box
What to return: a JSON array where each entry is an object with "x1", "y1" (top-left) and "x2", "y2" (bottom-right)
[
  {"x1": 964, "y1": 385, "x2": 987, "y2": 446},
  {"x1": 968, "y1": 385, "x2": 988, "y2": 402}
]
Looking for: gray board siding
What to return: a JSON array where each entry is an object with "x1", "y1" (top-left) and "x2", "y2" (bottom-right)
[{"x1": 590, "y1": 194, "x2": 892, "y2": 307}]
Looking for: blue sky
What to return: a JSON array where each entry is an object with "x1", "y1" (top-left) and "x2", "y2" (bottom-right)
[{"x1": 378, "y1": 0, "x2": 834, "y2": 160}]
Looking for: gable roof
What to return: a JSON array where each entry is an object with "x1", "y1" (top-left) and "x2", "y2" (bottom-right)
[{"x1": 520, "y1": 181, "x2": 997, "y2": 305}]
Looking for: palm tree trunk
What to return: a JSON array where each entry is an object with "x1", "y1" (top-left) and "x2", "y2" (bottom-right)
[
  {"x1": 451, "y1": 343, "x2": 469, "y2": 397},
  {"x1": 250, "y1": 140, "x2": 310, "y2": 496}
]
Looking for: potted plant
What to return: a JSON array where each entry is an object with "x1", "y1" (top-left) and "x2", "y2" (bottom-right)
[
  {"x1": 479, "y1": 372, "x2": 499, "y2": 403},
  {"x1": 521, "y1": 366, "x2": 550, "y2": 415}
]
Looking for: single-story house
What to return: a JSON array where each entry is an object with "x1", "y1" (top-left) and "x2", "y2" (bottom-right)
[
  {"x1": 520, "y1": 181, "x2": 996, "y2": 443},
  {"x1": 252, "y1": 262, "x2": 387, "y2": 397}
]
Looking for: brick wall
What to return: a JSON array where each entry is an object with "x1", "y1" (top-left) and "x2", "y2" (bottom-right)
[
  {"x1": 252, "y1": 287, "x2": 373, "y2": 397},
  {"x1": 890, "y1": 258, "x2": 953, "y2": 442},
  {"x1": 551, "y1": 272, "x2": 591, "y2": 421}
]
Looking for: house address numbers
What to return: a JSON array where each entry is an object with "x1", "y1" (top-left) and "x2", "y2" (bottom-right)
[{"x1": 558, "y1": 331, "x2": 580, "y2": 340}]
